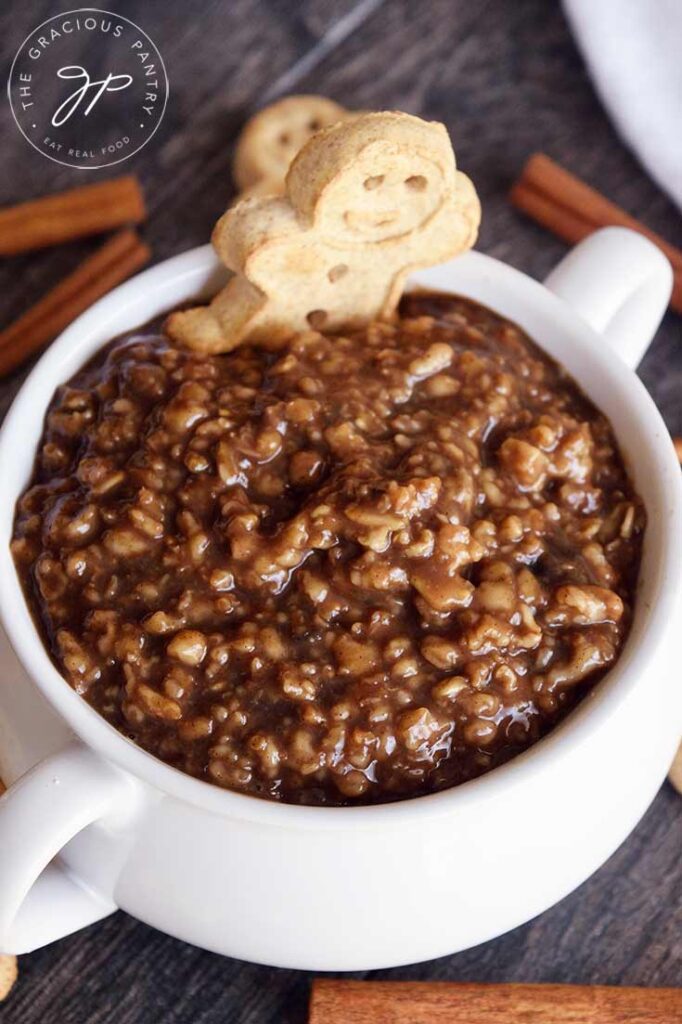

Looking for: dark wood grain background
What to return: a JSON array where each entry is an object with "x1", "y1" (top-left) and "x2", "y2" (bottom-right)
[{"x1": 1, "y1": 2, "x2": 680, "y2": 1021}]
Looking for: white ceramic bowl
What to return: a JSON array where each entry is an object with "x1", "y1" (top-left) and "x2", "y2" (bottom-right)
[{"x1": 0, "y1": 228, "x2": 680, "y2": 969}]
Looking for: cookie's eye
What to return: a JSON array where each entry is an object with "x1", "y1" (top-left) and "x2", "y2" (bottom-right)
[
  {"x1": 308, "y1": 119, "x2": 322, "y2": 131},
  {"x1": 278, "y1": 132, "x2": 291, "y2": 146},
  {"x1": 328, "y1": 264, "x2": 348, "y2": 283},
  {"x1": 363, "y1": 175, "x2": 384, "y2": 191},
  {"x1": 405, "y1": 175, "x2": 427, "y2": 191},
  {"x1": 306, "y1": 309, "x2": 328, "y2": 330}
]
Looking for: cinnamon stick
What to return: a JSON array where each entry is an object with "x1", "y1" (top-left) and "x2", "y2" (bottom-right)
[
  {"x1": 309, "y1": 980, "x2": 682, "y2": 1024},
  {"x1": 515, "y1": 155, "x2": 682, "y2": 271},
  {"x1": 0, "y1": 229, "x2": 150, "y2": 378},
  {"x1": 510, "y1": 154, "x2": 682, "y2": 314},
  {"x1": 0, "y1": 176, "x2": 146, "y2": 256}
]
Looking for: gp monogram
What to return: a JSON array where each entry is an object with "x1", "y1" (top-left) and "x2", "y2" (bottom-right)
[
  {"x1": 8, "y1": 9, "x2": 168, "y2": 169},
  {"x1": 51, "y1": 67, "x2": 134, "y2": 128}
]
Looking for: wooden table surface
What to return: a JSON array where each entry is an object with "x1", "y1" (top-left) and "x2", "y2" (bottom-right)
[{"x1": 1, "y1": 2, "x2": 680, "y2": 1021}]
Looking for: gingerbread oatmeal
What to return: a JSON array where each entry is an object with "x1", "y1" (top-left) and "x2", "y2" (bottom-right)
[{"x1": 11, "y1": 292, "x2": 645, "y2": 804}]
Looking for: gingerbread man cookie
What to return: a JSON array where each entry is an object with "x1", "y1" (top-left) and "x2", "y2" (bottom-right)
[
  {"x1": 233, "y1": 95, "x2": 349, "y2": 197},
  {"x1": 168, "y1": 111, "x2": 481, "y2": 353}
]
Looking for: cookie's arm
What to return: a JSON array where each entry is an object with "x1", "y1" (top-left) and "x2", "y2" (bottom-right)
[
  {"x1": 395, "y1": 170, "x2": 481, "y2": 271},
  {"x1": 451, "y1": 171, "x2": 481, "y2": 252},
  {"x1": 212, "y1": 197, "x2": 301, "y2": 276},
  {"x1": 369, "y1": 171, "x2": 481, "y2": 320}
]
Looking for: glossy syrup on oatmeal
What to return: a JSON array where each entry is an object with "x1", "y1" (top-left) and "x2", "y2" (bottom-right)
[{"x1": 11, "y1": 292, "x2": 645, "y2": 804}]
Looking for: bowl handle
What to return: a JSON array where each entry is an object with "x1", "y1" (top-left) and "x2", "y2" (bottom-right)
[
  {"x1": 543, "y1": 226, "x2": 673, "y2": 369},
  {"x1": 0, "y1": 741, "x2": 130, "y2": 954}
]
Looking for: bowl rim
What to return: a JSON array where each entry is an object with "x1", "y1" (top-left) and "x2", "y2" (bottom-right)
[{"x1": 1, "y1": 244, "x2": 680, "y2": 828}]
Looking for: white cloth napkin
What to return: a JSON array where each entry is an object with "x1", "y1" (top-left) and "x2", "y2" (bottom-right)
[{"x1": 563, "y1": 0, "x2": 682, "y2": 212}]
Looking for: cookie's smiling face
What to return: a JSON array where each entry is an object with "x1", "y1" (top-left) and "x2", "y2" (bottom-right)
[{"x1": 314, "y1": 144, "x2": 448, "y2": 243}]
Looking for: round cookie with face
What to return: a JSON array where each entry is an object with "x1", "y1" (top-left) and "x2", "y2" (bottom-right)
[{"x1": 233, "y1": 95, "x2": 349, "y2": 193}]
